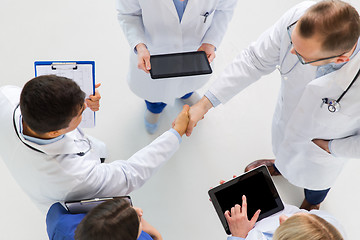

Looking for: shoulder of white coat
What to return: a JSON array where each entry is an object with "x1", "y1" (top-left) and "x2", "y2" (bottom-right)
[
  {"x1": 0, "y1": 85, "x2": 21, "y2": 95},
  {"x1": 287, "y1": 1, "x2": 316, "y2": 22},
  {"x1": 310, "y1": 210, "x2": 347, "y2": 239},
  {"x1": 270, "y1": 1, "x2": 315, "y2": 36},
  {"x1": 0, "y1": 85, "x2": 21, "y2": 105}
]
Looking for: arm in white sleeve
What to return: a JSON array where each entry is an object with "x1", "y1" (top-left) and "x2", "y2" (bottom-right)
[
  {"x1": 208, "y1": 1, "x2": 314, "y2": 104},
  {"x1": 201, "y1": 0, "x2": 238, "y2": 48},
  {"x1": 329, "y1": 134, "x2": 360, "y2": 159},
  {"x1": 69, "y1": 130, "x2": 180, "y2": 199},
  {"x1": 116, "y1": 0, "x2": 146, "y2": 50}
]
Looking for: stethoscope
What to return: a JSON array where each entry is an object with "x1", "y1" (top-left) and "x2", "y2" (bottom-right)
[
  {"x1": 13, "y1": 104, "x2": 91, "y2": 156},
  {"x1": 276, "y1": 44, "x2": 300, "y2": 76},
  {"x1": 277, "y1": 43, "x2": 360, "y2": 113},
  {"x1": 321, "y1": 68, "x2": 360, "y2": 113}
]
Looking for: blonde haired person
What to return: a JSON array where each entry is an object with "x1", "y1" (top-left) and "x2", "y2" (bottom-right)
[
  {"x1": 273, "y1": 214, "x2": 342, "y2": 240},
  {"x1": 225, "y1": 195, "x2": 345, "y2": 240}
]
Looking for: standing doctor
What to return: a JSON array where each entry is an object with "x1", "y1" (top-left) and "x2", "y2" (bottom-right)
[
  {"x1": 186, "y1": 0, "x2": 360, "y2": 210},
  {"x1": 116, "y1": 0, "x2": 237, "y2": 134}
]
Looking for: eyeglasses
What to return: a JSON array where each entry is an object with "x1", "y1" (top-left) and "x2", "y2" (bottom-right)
[{"x1": 286, "y1": 21, "x2": 345, "y2": 65}]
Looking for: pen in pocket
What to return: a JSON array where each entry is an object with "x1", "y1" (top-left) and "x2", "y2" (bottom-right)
[{"x1": 203, "y1": 12, "x2": 209, "y2": 23}]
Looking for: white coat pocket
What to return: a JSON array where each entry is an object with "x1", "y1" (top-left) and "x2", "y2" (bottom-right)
[{"x1": 196, "y1": 11, "x2": 215, "y2": 38}]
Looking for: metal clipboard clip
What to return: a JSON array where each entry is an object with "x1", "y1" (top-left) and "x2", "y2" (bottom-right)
[{"x1": 51, "y1": 62, "x2": 78, "y2": 70}]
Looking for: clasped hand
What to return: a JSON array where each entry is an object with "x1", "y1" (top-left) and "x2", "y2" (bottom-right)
[{"x1": 85, "y1": 83, "x2": 101, "y2": 112}]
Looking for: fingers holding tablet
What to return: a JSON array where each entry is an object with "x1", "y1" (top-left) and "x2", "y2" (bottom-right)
[{"x1": 208, "y1": 165, "x2": 284, "y2": 235}]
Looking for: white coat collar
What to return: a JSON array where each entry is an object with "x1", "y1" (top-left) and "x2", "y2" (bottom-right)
[
  {"x1": 160, "y1": 0, "x2": 180, "y2": 19},
  {"x1": 181, "y1": 0, "x2": 199, "y2": 24},
  {"x1": 159, "y1": 0, "x2": 198, "y2": 24},
  {"x1": 333, "y1": 50, "x2": 360, "y2": 91},
  {"x1": 14, "y1": 106, "x2": 90, "y2": 156},
  {"x1": 308, "y1": 50, "x2": 360, "y2": 91}
]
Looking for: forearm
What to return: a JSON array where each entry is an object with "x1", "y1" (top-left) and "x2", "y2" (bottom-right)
[
  {"x1": 207, "y1": 2, "x2": 312, "y2": 104},
  {"x1": 141, "y1": 218, "x2": 163, "y2": 240},
  {"x1": 207, "y1": 47, "x2": 273, "y2": 104},
  {"x1": 118, "y1": 130, "x2": 180, "y2": 194},
  {"x1": 116, "y1": 0, "x2": 146, "y2": 50},
  {"x1": 74, "y1": 130, "x2": 180, "y2": 198}
]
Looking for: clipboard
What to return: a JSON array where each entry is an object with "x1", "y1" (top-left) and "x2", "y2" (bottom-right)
[
  {"x1": 34, "y1": 61, "x2": 96, "y2": 128},
  {"x1": 65, "y1": 196, "x2": 132, "y2": 214}
]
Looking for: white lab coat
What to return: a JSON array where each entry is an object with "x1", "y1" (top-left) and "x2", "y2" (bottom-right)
[
  {"x1": 227, "y1": 204, "x2": 347, "y2": 239},
  {"x1": 0, "y1": 86, "x2": 180, "y2": 213},
  {"x1": 116, "y1": 0, "x2": 237, "y2": 104},
  {"x1": 208, "y1": 1, "x2": 360, "y2": 190}
]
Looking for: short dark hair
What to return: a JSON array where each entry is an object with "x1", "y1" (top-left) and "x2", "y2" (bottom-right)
[
  {"x1": 299, "y1": 0, "x2": 360, "y2": 53},
  {"x1": 20, "y1": 75, "x2": 85, "y2": 134},
  {"x1": 74, "y1": 199, "x2": 140, "y2": 240}
]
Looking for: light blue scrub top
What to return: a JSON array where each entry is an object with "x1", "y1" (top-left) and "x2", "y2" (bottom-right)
[{"x1": 173, "y1": 0, "x2": 188, "y2": 22}]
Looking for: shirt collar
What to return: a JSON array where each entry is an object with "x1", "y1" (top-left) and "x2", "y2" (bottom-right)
[
  {"x1": 19, "y1": 115, "x2": 64, "y2": 145},
  {"x1": 317, "y1": 37, "x2": 360, "y2": 74}
]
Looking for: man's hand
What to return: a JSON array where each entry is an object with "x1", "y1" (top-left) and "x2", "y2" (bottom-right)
[
  {"x1": 186, "y1": 96, "x2": 213, "y2": 136},
  {"x1": 141, "y1": 217, "x2": 163, "y2": 240},
  {"x1": 136, "y1": 43, "x2": 151, "y2": 73},
  {"x1": 86, "y1": 83, "x2": 101, "y2": 112},
  {"x1": 173, "y1": 105, "x2": 190, "y2": 136},
  {"x1": 312, "y1": 139, "x2": 330, "y2": 154},
  {"x1": 224, "y1": 195, "x2": 260, "y2": 238},
  {"x1": 197, "y1": 43, "x2": 216, "y2": 63}
]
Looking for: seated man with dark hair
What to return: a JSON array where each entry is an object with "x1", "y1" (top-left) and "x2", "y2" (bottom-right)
[
  {"x1": 0, "y1": 75, "x2": 190, "y2": 212},
  {"x1": 47, "y1": 199, "x2": 160, "y2": 240}
]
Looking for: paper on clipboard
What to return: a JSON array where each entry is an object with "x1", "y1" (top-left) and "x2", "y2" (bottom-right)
[{"x1": 35, "y1": 61, "x2": 95, "y2": 128}]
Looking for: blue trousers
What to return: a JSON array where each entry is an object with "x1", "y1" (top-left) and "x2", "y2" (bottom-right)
[
  {"x1": 145, "y1": 92, "x2": 193, "y2": 114},
  {"x1": 304, "y1": 188, "x2": 330, "y2": 205},
  {"x1": 273, "y1": 164, "x2": 330, "y2": 205}
]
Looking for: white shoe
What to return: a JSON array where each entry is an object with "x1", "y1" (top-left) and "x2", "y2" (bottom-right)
[
  {"x1": 144, "y1": 110, "x2": 161, "y2": 134},
  {"x1": 180, "y1": 92, "x2": 201, "y2": 106}
]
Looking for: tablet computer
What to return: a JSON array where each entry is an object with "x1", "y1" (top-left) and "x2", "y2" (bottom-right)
[
  {"x1": 65, "y1": 196, "x2": 132, "y2": 214},
  {"x1": 208, "y1": 165, "x2": 284, "y2": 235},
  {"x1": 149, "y1": 51, "x2": 212, "y2": 79}
]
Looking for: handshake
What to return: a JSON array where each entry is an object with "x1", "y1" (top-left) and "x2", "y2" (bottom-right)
[
  {"x1": 173, "y1": 96, "x2": 213, "y2": 137},
  {"x1": 172, "y1": 105, "x2": 191, "y2": 136}
]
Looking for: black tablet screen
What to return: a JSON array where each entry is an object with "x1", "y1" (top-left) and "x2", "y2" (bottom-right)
[
  {"x1": 150, "y1": 51, "x2": 212, "y2": 79},
  {"x1": 214, "y1": 171, "x2": 277, "y2": 218}
]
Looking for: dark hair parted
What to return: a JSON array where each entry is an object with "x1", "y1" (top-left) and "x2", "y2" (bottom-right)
[
  {"x1": 299, "y1": 0, "x2": 360, "y2": 53},
  {"x1": 74, "y1": 199, "x2": 140, "y2": 240},
  {"x1": 20, "y1": 75, "x2": 85, "y2": 134}
]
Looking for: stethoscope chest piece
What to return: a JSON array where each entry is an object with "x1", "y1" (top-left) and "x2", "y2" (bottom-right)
[{"x1": 321, "y1": 98, "x2": 340, "y2": 113}]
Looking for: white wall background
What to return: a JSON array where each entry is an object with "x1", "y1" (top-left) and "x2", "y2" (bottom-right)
[{"x1": 0, "y1": 0, "x2": 359, "y2": 239}]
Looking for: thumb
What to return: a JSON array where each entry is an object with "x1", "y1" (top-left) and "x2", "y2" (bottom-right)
[
  {"x1": 145, "y1": 57, "x2": 151, "y2": 71},
  {"x1": 94, "y1": 83, "x2": 101, "y2": 89},
  {"x1": 208, "y1": 53, "x2": 215, "y2": 63},
  {"x1": 224, "y1": 210, "x2": 231, "y2": 222},
  {"x1": 182, "y1": 104, "x2": 190, "y2": 113},
  {"x1": 250, "y1": 209, "x2": 261, "y2": 226},
  {"x1": 186, "y1": 125, "x2": 193, "y2": 137}
]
